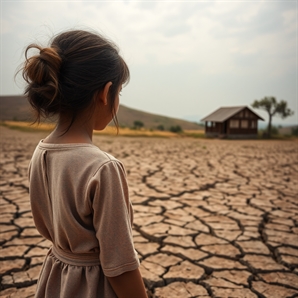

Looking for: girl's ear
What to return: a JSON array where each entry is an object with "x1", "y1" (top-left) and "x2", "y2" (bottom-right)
[{"x1": 99, "y1": 82, "x2": 113, "y2": 105}]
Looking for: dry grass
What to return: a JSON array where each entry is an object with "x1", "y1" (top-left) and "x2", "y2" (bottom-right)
[
  {"x1": 2, "y1": 121, "x2": 55, "y2": 131},
  {"x1": 1, "y1": 121, "x2": 189, "y2": 137}
]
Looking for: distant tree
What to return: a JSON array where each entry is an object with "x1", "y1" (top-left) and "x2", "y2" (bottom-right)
[
  {"x1": 157, "y1": 124, "x2": 164, "y2": 131},
  {"x1": 170, "y1": 125, "x2": 183, "y2": 133},
  {"x1": 133, "y1": 120, "x2": 144, "y2": 130},
  {"x1": 252, "y1": 97, "x2": 294, "y2": 137}
]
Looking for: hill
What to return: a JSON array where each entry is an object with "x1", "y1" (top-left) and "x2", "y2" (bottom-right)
[
  {"x1": 0, "y1": 95, "x2": 33, "y2": 122},
  {"x1": 0, "y1": 95, "x2": 202, "y2": 130},
  {"x1": 117, "y1": 104, "x2": 201, "y2": 130}
]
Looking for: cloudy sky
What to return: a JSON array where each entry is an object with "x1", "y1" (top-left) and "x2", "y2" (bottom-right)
[{"x1": 1, "y1": 0, "x2": 297, "y2": 125}]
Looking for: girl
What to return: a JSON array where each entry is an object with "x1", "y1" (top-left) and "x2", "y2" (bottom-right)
[{"x1": 21, "y1": 29, "x2": 148, "y2": 298}]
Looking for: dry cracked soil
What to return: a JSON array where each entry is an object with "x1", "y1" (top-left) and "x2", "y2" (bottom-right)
[{"x1": 0, "y1": 126, "x2": 298, "y2": 298}]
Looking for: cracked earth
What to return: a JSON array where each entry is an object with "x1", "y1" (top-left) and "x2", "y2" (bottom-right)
[{"x1": 0, "y1": 126, "x2": 298, "y2": 298}]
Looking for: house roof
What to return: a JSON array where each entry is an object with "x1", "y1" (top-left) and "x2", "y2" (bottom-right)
[{"x1": 201, "y1": 106, "x2": 264, "y2": 122}]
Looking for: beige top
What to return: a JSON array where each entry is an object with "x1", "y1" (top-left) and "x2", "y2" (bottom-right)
[{"x1": 29, "y1": 141, "x2": 139, "y2": 298}]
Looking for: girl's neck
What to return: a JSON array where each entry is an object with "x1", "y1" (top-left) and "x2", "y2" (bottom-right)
[{"x1": 43, "y1": 115, "x2": 94, "y2": 145}]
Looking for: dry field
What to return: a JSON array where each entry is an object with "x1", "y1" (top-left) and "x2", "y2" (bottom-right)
[{"x1": 0, "y1": 126, "x2": 298, "y2": 298}]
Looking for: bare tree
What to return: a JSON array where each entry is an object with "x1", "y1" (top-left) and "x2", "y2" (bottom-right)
[{"x1": 252, "y1": 97, "x2": 294, "y2": 137}]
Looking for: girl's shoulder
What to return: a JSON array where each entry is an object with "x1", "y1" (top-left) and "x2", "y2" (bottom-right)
[{"x1": 33, "y1": 140, "x2": 123, "y2": 174}]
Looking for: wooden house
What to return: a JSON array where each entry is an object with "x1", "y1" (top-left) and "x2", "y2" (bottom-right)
[{"x1": 201, "y1": 106, "x2": 264, "y2": 138}]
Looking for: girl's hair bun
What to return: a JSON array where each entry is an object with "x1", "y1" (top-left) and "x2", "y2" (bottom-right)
[
  {"x1": 22, "y1": 44, "x2": 62, "y2": 120},
  {"x1": 21, "y1": 29, "x2": 130, "y2": 129}
]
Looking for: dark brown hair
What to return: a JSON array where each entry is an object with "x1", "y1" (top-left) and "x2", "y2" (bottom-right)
[{"x1": 21, "y1": 29, "x2": 130, "y2": 129}]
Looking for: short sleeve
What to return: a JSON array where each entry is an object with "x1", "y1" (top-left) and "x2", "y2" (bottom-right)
[{"x1": 88, "y1": 160, "x2": 139, "y2": 277}]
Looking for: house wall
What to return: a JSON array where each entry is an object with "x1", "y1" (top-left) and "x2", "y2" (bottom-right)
[
  {"x1": 227, "y1": 108, "x2": 259, "y2": 135},
  {"x1": 205, "y1": 122, "x2": 223, "y2": 133}
]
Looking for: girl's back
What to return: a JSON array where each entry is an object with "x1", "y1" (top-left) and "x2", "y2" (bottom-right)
[{"x1": 21, "y1": 29, "x2": 148, "y2": 297}]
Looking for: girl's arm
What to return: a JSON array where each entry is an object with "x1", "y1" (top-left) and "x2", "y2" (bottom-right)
[{"x1": 107, "y1": 267, "x2": 148, "y2": 298}]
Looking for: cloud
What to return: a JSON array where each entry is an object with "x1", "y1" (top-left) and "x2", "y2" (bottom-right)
[{"x1": 2, "y1": 1, "x2": 295, "y2": 70}]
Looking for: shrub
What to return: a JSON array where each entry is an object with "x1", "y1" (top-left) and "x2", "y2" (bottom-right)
[
  {"x1": 133, "y1": 120, "x2": 144, "y2": 130},
  {"x1": 169, "y1": 125, "x2": 183, "y2": 133},
  {"x1": 157, "y1": 124, "x2": 164, "y2": 131},
  {"x1": 292, "y1": 126, "x2": 298, "y2": 136}
]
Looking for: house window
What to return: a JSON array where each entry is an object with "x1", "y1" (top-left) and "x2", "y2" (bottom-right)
[
  {"x1": 251, "y1": 121, "x2": 256, "y2": 128},
  {"x1": 241, "y1": 120, "x2": 248, "y2": 128},
  {"x1": 230, "y1": 120, "x2": 239, "y2": 128},
  {"x1": 207, "y1": 121, "x2": 216, "y2": 127}
]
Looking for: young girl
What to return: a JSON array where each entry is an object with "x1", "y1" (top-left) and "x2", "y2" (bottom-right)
[{"x1": 21, "y1": 29, "x2": 148, "y2": 298}]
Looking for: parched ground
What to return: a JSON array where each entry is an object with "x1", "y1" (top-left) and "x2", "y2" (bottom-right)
[{"x1": 0, "y1": 126, "x2": 297, "y2": 298}]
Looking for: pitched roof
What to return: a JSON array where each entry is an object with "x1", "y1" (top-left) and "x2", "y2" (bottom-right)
[{"x1": 201, "y1": 106, "x2": 264, "y2": 122}]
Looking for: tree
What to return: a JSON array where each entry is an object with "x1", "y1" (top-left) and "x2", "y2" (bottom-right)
[{"x1": 251, "y1": 97, "x2": 294, "y2": 137}]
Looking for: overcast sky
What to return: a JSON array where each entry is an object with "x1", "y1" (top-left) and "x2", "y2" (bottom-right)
[{"x1": 1, "y1": 0, "x2": 297, "y2": 125}]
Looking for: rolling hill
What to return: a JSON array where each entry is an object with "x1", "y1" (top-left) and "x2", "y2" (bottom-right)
[{"x1": 0, "y1": 95, "x2": 202, "y2": 130}]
